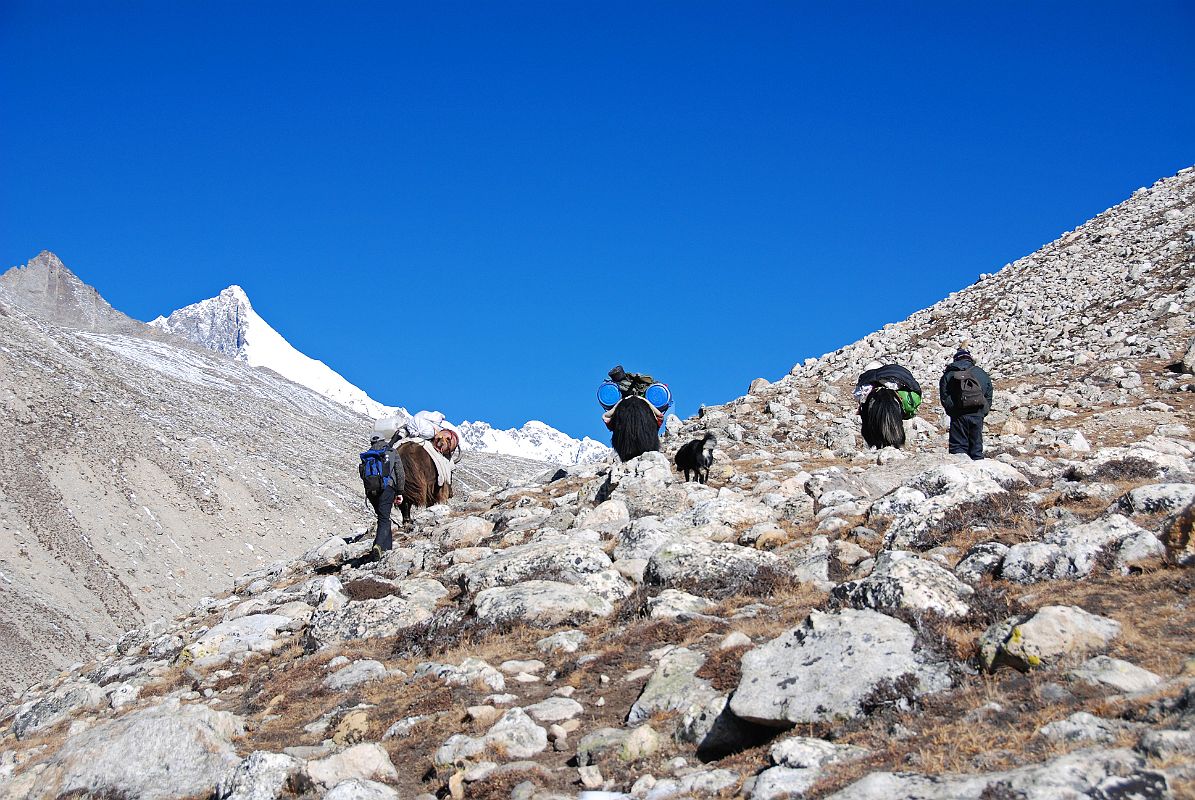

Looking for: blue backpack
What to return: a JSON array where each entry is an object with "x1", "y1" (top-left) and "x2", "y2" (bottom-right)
[{"x1": 360, "y1": 447, "x2": 391, "y2": 498}]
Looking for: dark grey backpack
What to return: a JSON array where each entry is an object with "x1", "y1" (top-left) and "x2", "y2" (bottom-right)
[{"x1": 949, "y1": 368, "x2": 985, "y2": 411}]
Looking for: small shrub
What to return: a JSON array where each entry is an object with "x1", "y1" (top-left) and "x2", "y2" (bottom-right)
[
  {"x1": 343, "y1": 578, "x2": 398, "y2": 602},
  {"x1": 920, "y1": 494, "x2": 1036, "y2": 550},
  {"x1": 694, "y1": 645, "x2": 749, "y2": 691},
  {"x1": 964, "y1": 581, "x2": 1024, "y2": 628},
  {"x1": 1064, "y1": 457, "x2": 1161, "y2": 482},
  {"x1": 979, "y1": 782, "x2": 1028, "y2": 800},
  {"x1": 391, "y1": 605, "x2": 513, "y2": 659},
  {"x1": 860, "y1": 672, "x2": 921, "y2": 716},
  {"x1": 611, "y1": 585, "x2": 652, "y2": 626}
]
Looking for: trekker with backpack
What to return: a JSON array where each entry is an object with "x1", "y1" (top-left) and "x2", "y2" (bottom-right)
[
  {"x1": 939, "y1": 344, "x2": 993, "y2": 460},
  {"x1": 359, "y1": 434, "x2": 406, "y2": 562}
]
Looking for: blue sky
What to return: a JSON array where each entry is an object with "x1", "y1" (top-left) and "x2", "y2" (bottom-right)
[{"x1": 2, "y1": 2, "x2": 1192, "y2": 443}]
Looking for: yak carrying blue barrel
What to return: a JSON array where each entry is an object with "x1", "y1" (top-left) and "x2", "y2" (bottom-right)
[
  {"x1": 597, "y1": 381, "x2": 622, "y2": 410},
  {"x1": 645, "y1": 383, "x2": 672, "y2": 412}
]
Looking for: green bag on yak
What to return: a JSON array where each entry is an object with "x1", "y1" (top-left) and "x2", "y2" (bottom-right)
[{"x1": 896, "y1": 390, "x2": 922, "y2": 420}]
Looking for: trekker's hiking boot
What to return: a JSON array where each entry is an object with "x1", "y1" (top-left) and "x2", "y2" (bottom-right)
[{"x1": 350, "y1": 545, "x2": 384, "y2": 569}]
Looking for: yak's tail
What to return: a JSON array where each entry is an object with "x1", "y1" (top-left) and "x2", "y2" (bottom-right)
[
  {"x1": 861, "y1": 388, "x2": 906, "y2": 449},
  {"x1": 611, "y1": 397, "x2": 661, "y2": 461}
]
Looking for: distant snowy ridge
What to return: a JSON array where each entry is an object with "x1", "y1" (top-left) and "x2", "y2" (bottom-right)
[
  {"x1": 458, "y1": 419, "x2": 609, "y2": 465},
  {"x1": 150, "y1": 286, "x2": 398, "y2": 419},
  {"x1": 152, "y1": 286, "x2": 610, "y2": 464}
]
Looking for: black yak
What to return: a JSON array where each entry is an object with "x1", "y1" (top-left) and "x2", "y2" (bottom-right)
[
  {"x1": 855, "y1": 363, "x2": 921, "y2": 450},
  {"x1": 860, "y1": 389, "x2": 906, "y2": 450},
  {"x1": 674, "y1": 432, "x2": 716, "y2": 483},
  {"x1": 608, "y1": 396, "x2": 661, "y2": 462}
]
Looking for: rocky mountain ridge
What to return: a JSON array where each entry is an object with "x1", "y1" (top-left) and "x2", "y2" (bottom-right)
[
  {"x1": 1, "y1": 168, "x2": 1193, "y2": 799},
  {"x1": 152, "y1": 287, "x2": 609, "y2": 464}
]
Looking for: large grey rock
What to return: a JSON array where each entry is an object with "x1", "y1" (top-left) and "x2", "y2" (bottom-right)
[
  {"x1": 439, "y1": 516, "x2": 495, "y2": 548},
  {"x1": 1001, "y1": 514, "x2": 1164, "y2": 582},
  {"x1": 1037, "y1": 712, "x2": 1135, "y2": 744},
  {"x1": 454, "y1": 537, "x2": 613, "y2": 593},
  {"x1": 833, "y1": 550, "x2": 974, "y2": 618},
  {"x1": 184, "y1": 613, "x2": 295, "y2": 666},
  {"x1": 524, "y1": 696, "x2": 583, "y2": 723},
  {"x1": 29, "y1": 700, "x2": 244, "y2": 800},
  {"x1": 12, "y1": 681, "x2": 105, "y2": 739},
  {"x1": 435, "y1": 708, "x2": 548, "y2": 765},
  {"x1": 1114, "y1": 483, "x2": 1195, "y2": 516},
  {"x1": 472, "y1": 580, "x2": 614, "y2": 627},
  {"x1": 824, "y1": 747, "x2": 1164, "y2": 800},
  {"x1": 627, "y1": 648, "x2": 713, "y2": 725},
  {"x1": 730, "y1": 608, "x2": 951, "y2": 726},
  {"x1": 613, "y1": 517, "x2": 685, "y2": 562},
  {"x1": 1069, "y1": 655, "x2": 1162, "y2": 693},
  {"x1": 217, "y1": 752, "x2": 304, "y2": 800},
  {"x1": 304, "y1": 535, "x2": 373, "y2": 570},
  {"x1": 324, "y1": 779, "x2": 401, "y2": 800},
  {"x1": 979, "y1": 605, "x2": 1121, "y2": 671},
  {"x1": 324, "y1": 660, "x2": 388, "y2": 691},
  {"x1": 306, "y1": 595, "x2": 433, "y2": 650},
  {"x1": 875, "y1": 462, "x2": 1024, "y2": 550},
  {"x1": 644, "y1": 538, "x2": 781, "y2": 596},
  {"x1": 643, "y1": 768, "x2": 740, "y2": 800},
  {"x1": 305, "y1": 744, "x2": 399, "y2": 789}
]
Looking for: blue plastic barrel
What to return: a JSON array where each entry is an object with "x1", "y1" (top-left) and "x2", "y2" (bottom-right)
[
  {"x1": 645, "y1": 383, "x2": 672, "y2": 411},
  {"x1": 597, "y1": 381, "x2": 622, "y2": 410}
]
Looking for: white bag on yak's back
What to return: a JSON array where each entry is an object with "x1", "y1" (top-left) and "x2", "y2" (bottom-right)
[
  {"x1": 373, "y1": 410, "x2": 413, "y2": 440},
  {"x1": 374, "y1": 409, "x2": 459, "y2": 442},
  {"x1": 403, "y1": 414, "x2": 439, "y2": 440}
]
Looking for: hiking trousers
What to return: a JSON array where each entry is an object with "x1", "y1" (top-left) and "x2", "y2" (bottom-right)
[
  {"x1": 368, "y1": 485, "x2": 397, "y2": 552},
  {"x1": 948, "y1": 412, "x2": 985, "y2": 460}
]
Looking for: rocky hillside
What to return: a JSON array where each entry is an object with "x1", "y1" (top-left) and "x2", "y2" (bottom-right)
[
  {"x1": 0, "y1": 257, "x2": 550, "y2": 702},
  {"x1": 1, "y1": 168, "x2": 1193, "y2": 799}
]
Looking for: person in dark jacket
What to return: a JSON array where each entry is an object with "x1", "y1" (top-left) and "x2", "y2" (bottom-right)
[
  {"x1": 939, "y1": 345, "x2": 994, "y2": 460},
  {"x1": 360, "y1": 435, "x2": 406, "y2": 562}
]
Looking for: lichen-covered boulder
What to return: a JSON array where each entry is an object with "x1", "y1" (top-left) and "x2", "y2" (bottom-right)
[
  {"x1": 833, "y1": 550, "x2": 974, "y2": 618},
  {"x1": 979, "y1": 605, "x2": 1120, "y2": 671},
  {"x1": 644, "y1": 538, "x2": 781, "y2": 596},
  {"x1": 29, "y1": 700, "x2": 244, "y2": 800},
  {"x1": 730, "y1": 608, "x2": 951, "y2": 726},
  {"x1": 453, "y1": 538, "x2": 613, "y2": 593},
  {"x1": 305, "y1": 596, "x2": 433, "y2": 650},
  {"x1": 472, "y1": 580, "x2": 614, "y2": 628},
  {"x1": 627, "y1": 647, "x2": 715, "y2": 725}
]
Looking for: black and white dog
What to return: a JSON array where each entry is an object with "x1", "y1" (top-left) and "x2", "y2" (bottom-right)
[{"x1": 675, "y1": 432, "x2": 716, "y2": 483}]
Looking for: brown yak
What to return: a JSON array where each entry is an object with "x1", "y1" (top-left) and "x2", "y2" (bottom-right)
[{"x1": 395, "y1": 429, "x2": 460, "y2": 525}]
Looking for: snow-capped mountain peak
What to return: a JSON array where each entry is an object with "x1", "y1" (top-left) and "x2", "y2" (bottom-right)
[
  {"x1": 150, "y1": 286, "x2": 396, "y2": 419},
  {"x1": 457, "y1": 419, "x2": 609, "y2": 465},
  {"x1": 151, "y1": 287, "x2": 609, "y2": 464}
]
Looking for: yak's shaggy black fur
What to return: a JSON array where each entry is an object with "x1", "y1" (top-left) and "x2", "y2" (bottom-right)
[
  {"x1": 610, "y1": 396, "x2": 661, "y2": 462},
  {"x1": 861, "y1": 387, "x2": 906, "y2": 449}
]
